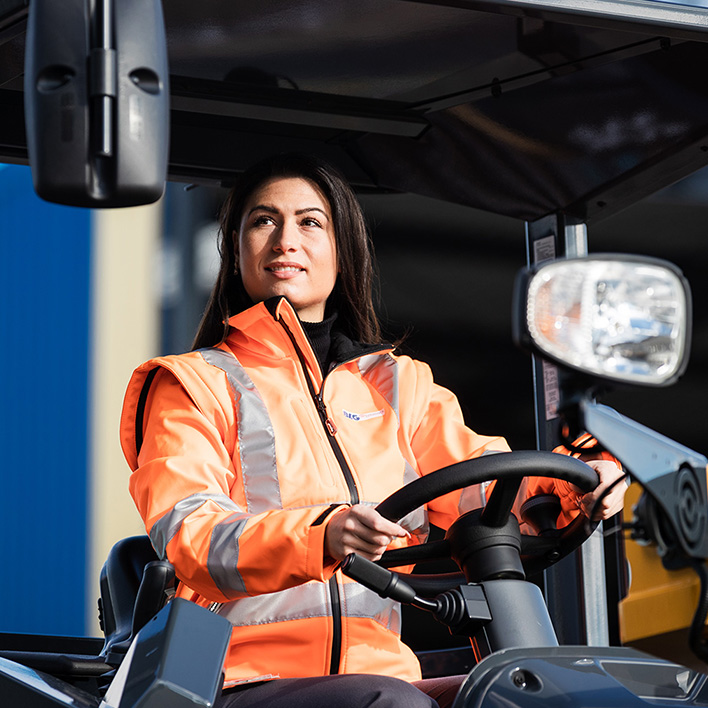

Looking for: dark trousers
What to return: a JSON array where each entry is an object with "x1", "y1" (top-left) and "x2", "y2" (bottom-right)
[{"x1": 216, "y1": 675, "x2": 465, "y2": 708}]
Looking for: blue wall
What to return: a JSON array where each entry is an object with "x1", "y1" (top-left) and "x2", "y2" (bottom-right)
[{"x1": 0, "y1": 164, "x2": 91, "y2": 636}]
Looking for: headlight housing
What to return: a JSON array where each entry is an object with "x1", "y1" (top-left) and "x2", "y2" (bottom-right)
[{"x1": 513, "y1": 255, "x2": 691, "y2": 386}]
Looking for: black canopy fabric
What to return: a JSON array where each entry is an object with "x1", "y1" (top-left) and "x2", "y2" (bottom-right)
[{"x1": 3, "y1": 0, "x2": 708, "y2": 220}]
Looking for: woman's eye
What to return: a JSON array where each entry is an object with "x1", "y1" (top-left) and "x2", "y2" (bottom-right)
[
  {"x1": 253, "y1": 214, "x2": 275, "y2": 226},
  {"x1": 301, "y1": 217, "x2": 322, "y2": 228}
]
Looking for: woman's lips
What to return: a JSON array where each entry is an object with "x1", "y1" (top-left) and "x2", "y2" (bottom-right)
[{"x1": 265, "y1": 263, "x2": 305, "y2": 278}]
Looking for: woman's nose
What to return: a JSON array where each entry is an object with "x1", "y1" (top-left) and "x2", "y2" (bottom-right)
[{"x1": 272, "y1": 221, "x2": 298, "y2": 251}]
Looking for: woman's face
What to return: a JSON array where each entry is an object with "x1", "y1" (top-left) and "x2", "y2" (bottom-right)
[{"x1": 237, "y1": 177, "x2": 337, "y2": 322}]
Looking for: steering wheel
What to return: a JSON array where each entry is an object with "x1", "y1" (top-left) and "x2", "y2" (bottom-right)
[{"x1": 374, "y1": 450, "x2": 599, "y2": 591}]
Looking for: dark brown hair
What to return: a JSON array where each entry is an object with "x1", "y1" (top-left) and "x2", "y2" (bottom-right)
[{"x1": 192, "y1": 153, "x2": 382, "y2": 349}]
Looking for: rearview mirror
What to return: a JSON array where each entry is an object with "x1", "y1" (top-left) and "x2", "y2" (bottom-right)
[
  {"x1": 23, "y1": 0, "x2": 169, "y2": 208},
  {"x1": 513, "y1": 255, "x2": 691, "y2": 387}
]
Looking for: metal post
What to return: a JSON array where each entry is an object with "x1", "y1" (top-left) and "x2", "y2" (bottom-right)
[{"x1": 524, "y1": 215, "x2": 609, "y2": 647}]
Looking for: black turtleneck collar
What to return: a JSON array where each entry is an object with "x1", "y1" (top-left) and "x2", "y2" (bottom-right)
[
  {"x1": 301, "y1": 311, "x2": 338, "y2": 375},
  {"x1": 261, "y1": 296, "x2": 392, "y2": 371}
]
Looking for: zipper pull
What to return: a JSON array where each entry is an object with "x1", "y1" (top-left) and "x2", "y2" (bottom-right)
[{"x1": 316, "y1": 394, "x2": 338, "y2": 436}]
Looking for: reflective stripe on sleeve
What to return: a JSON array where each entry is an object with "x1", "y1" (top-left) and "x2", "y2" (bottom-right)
[
  {"x1": 199, "y1": 348, "x2": 282, "y2": 514},
  {"x1": 215, "y1": 579, "x2": 401, "y2": 634},
  {"x1": 458, "y1": 484, "x2": 486, "y2": 515},
  {"x1": 149, "y1": 492, "x2": 242, "y2": 559},
  {"x1": 396, "y1": 461, "x2": 428, "y2": 538},
  {"x1": 358, "y1": 354, "x2": 399, "y2": 420},
  {"x1": 208, "y1": 511, "x2": 251, "y2": 598}
]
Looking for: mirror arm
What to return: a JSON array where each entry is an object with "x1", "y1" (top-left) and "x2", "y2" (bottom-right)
[{"x1": 578, "y1": 399, "x2": 708, "y2": 562}]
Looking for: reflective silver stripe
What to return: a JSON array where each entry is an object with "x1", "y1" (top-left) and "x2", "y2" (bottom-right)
[
  {"x1": 199, "y1": 348, "x2": 281, "y2": 513},
  {"x1": 150, "y1": 492, "x2": 242, "y2": 559},
  {"x1": 403, "y1": 459, "x2": 419, "y2": 486},
  {"x1": 216, "y1": 580, "x2": 401, "y2": 634},
  {"x1": 208, "y1": 512, "x2": 251, "y2": 599},
  {"x1": 400, "y1": 507, "x2": 429, "y2": 541},
  {"x1": 216, "y1": 581, "x2": 330, "y2": 625},
  {"x1": 358, "y1": 354, "x2": 399, "y2": 419},
  {"x1": 395, "y1": 461, "x2": 428, "y2": 538},
  {"x1": 342, "y1": 582, "x2": 402, "y2": 634},
  {"x1": 458, "y1": 484, "x2": 486, "y2": 516}
]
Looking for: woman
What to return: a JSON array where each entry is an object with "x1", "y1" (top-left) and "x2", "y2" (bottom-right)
[{"x1": 120, "y1": 154, "x2": 626, "y2": 708}]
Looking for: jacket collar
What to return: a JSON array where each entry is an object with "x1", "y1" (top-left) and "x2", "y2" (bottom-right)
[{"x1": 225, "y1": 297, "x2": 392, "y2": 368}]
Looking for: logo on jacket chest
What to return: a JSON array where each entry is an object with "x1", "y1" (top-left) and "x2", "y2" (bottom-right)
[{"x1": 342, "y1": 408, "x2": 385, "y2": 422}]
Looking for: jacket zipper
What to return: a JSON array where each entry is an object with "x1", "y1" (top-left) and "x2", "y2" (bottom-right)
[
  {"x1": 276, "y1": 313, "x2": 393, "y2": 674},
  {"x1": 277, "y1": 318, "x2": 358, "y2": 674},
  {"x1": 278, "y1": 319, "x2": 361, "y2": 505}
]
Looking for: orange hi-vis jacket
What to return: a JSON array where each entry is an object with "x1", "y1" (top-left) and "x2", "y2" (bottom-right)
[{"x1": 120, "y1": 297, "x2": 574, "y2": 686}]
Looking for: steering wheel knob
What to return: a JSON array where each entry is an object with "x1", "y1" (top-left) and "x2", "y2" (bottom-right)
[{"x1": 520, "y1": 494, "x2": 562, "y2": 536}]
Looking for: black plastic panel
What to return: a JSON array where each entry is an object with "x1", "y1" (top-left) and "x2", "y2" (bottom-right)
[{"x1": 23, "y1": 0, "x2": 169, "y2": 207}]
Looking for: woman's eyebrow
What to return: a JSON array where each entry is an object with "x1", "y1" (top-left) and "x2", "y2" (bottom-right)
[
  {"x1": 246, "y1": 204, "x2": 278, "y2": 216},
  {"x1": 295, "y1": 207, "x2": 328, "y2": 218},
  {"x1": 246, "y1": 205, "x2": 328, "y2": 217}
]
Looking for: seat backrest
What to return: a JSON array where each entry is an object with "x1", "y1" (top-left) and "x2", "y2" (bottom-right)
[{"x1": 99, "y1": 535, "x2": 175, "y2": 665}]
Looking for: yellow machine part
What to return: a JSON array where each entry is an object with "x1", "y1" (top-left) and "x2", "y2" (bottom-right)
[{"x1": 619, "y1": 482, "x2": 706, "y2": 644}]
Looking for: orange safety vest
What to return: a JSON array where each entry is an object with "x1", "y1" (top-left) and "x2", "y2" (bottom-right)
[{"x1": 120, "y1": 297, "x2": 518, "y2": 686}]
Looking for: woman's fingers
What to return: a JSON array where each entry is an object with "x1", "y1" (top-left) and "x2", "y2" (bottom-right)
[
  {"x1": 324, "y1": 504, "x2": 409, "y2": 562},
  {"x1": 577, "y1": 459, "x2": 628, "y2": 520}
]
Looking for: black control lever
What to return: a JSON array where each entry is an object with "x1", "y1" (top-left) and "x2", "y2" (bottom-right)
[
  {"x1": 341, "y1": 553, "x2": 493, "y2": 636},
  {"x1": 340, "y1": 553, "x2": 427, "y2": 607}
]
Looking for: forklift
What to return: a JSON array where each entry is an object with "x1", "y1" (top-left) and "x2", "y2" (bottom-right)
[{"x1": 1, "y1": 0, "x2": 708, "y2": 705}]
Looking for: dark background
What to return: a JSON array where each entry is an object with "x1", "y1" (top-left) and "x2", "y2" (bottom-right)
[{"x1": 367, "y1": 183, "x2": 708, "y2": 456}]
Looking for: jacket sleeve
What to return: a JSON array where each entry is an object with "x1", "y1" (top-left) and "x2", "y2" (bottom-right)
[
  {"x1": 123, "y1": 364, "x2": 340, "y2": 604},
  {"x1": 397, "y1": 356, "x2": 582, "y2": 529}
]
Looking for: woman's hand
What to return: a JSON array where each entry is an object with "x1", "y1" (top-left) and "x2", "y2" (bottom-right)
[
  {"x1": 325, "y1": 504, "x2": 410, "y2": 562},
  {"x1": 572, "y1": 459, "x2": 628, "y2": 520}
]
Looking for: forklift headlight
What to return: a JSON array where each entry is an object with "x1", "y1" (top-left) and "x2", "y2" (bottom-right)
[{"x1": 513, "y1": 255, "x2": 691, "y2": 386}]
